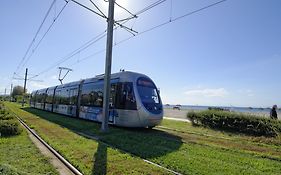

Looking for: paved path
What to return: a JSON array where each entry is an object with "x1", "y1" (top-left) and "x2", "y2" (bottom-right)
[
  {"x1": 164, "y1": 109, "x2": 189, "y2": 119},
  {"x1": 163, "y1": 109, "x2": 190, "y2": 122},
  {"x1": 164, "y1": 117, "x2": 190, "y2": 122}
]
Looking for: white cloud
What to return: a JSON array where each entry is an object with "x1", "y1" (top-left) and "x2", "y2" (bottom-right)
[{"x1": 184, "y1": 88, "x2": 228, "y2": 98}]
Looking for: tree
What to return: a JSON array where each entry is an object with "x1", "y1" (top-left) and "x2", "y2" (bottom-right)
[{"x1": 11, "y1": 86, "x2": 24, "y2": 97}]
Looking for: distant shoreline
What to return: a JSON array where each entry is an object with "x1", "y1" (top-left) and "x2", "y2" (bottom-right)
[{"x1": 163, "y1": 107, "x2": 280, "y2": 120}]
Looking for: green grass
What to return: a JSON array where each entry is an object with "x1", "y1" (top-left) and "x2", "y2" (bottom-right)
[
  {"x1": 0, "y1": 128, "x2": 58, "y2": 175},
  {"x1": 5, "y1": 102, "x2": 281, "y2": 175},
  {"x1": 4, "y1": 102, "x2": 170, "y2": 175}
]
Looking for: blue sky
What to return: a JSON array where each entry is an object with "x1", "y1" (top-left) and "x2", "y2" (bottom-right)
[{"x1": 0, "y1": 0, "x2": 280, "y2": 108}]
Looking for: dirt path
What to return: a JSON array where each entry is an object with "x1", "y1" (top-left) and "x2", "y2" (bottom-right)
[{"x1": 24, "y1": 126, "x2": 76, "y2": 175}]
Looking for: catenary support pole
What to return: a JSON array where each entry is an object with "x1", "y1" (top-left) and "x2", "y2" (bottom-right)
[
  {"x1": 10, "y1": 84, "x2": 13, "y2": 101},
  {"x1": 101, "y1": 0, "x2": 115, "y2": 132},
  {"x1": 22, "y1": 68, "x2": 28, "y2": 107}
]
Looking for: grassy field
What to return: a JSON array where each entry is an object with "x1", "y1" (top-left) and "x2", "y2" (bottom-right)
[
  {"x1": 5, "y1": 102, "x2": 170, "y2": 175},
  {"x1": 0, "y1": 127, "x2": 58, "y2": 175},
  {"x1": 5, "y1": 102, "x2": 281, "y2": 175}
]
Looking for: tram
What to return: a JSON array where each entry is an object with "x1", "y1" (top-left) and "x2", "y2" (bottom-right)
[{"x1": 30, "y1": 71, "x2": 163, "y2": 128}]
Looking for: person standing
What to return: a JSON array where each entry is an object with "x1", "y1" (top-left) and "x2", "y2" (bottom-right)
[{"x1": 270, "y1": 105, "x2": 278, "y2": 119}]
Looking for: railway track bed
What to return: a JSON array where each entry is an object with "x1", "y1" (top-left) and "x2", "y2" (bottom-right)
[{"x1": 17, "y1": 116, "x2": 82, "y2": 175}]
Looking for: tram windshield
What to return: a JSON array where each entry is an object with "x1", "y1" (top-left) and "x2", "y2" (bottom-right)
[{"x1": 137, "y1": 77, "x2": 160, "y2": 105}]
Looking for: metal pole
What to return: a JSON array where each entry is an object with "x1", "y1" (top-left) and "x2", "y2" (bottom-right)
[
  {"x1": 101, "y1": 0, "x2": 115, "y2": 132},
  {"x1": 22, "y1": 68, "x2": 28, "y2": 107},
  {"x1": 10, "y1": 84, "x2": 13, "y2": 101}
]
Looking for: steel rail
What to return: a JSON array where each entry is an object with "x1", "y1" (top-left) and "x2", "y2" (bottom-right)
[
  {"x1": 8, "y1": 105, "x2": 181, "y2": 175},
  {"x1": 14, "y1": 115, "x2": 83, "y2": 175}
]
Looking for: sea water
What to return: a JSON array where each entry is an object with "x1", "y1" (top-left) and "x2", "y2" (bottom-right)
[{"x1": 164, "y1": 105, "x2": 279, "y2": 117}]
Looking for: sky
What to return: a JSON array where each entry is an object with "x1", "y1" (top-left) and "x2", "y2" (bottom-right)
[{"x1": 0, "y1": 0, "x2": 281, "y2": 108}]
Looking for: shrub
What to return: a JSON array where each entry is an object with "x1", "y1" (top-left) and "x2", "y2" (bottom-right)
[
  {"x1": 0, "y1": 110, "x2": 15, "y2": 120},
  {"x1": 0, "y1": 120, "x2": 22, "y2": 136},
  {"x1": 0, "y1": 102, "x2": 22, "y2": 136},
  {"x1": 187, "y1": 110, "x2": 281, "y2": 137}
]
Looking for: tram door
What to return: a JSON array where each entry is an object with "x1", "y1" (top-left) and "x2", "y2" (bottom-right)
[{"x1": 109, "y1": 83, "x2": 117, "y2": 123}]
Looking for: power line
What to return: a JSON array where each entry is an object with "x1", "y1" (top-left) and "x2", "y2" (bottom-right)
[
  {"x1": 115, "y1": 0, "x2": 166, "y2": 23},
  {"x1": 32, "y1": 31, "x2": 107, "y2": 78},
  {"x1": 135, "y1": 0, "x2": 167, "y2": 16},
  {"x1": 70, "y1": 0, "x2": 107, "y2": 19},
  {"x1": 43, "y1": 0, "x2": 172, "y2": 68},
  {"x1": 29, "y1": 0, "x2": 175, "y2": 78},
  {"x1": 115, "y1": 0, "x2": 228, "y2": 45},
  {"x1": 15, "y1": 0, "x2": 57, "y2": 74},
  {"x1": 67, "y1": 0, "x2": 228, "y2": 68},
  {"x1": 114, "y1": 1, "x2": 136, "y2": 18},
  {"x1": 89, "y1": 0, "x2": 107, "y2": 18},
  {"x1": 21, "y1": 1, "x2": 69, "y2": 71}
]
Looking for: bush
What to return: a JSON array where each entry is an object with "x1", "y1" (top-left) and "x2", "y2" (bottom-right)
[
  {"x1": 187, "y1": 110, "x2": 281, "y2": 137},
  {"x1": 0, "y1": 102, "x2": 22, "y2": 136},
  {"x1": 0, "y1": 120, "x2": 22, "y2": 136},
  {"x1": 0, "y1": 110, "x2": 15, "y2": 121}
]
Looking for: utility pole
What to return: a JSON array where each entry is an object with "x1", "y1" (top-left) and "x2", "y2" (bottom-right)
[
  {"x1": 10, "y1": 83, "x2": 13, "y2": 101},
  {"x1": 101, "y1": 0, "x2": 115, "y2": 132},
  {"x1": 22, "y1": 68, "x2": 28, "y2": 107}
]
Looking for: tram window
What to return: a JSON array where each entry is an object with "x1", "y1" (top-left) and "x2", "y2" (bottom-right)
[
  {"x1": 54, "y1": 90, "x2": 61, "y2": 104},
  {"x1": 60, "y1": 89, "x2": 69, "y2": 105},
  {"x1": 46, "y1": 89, "x2": 54, "y2": 104},
  {"x1": 115, "y1": 82, "x2": 136, "y2": 110},
  {"x1": 36, "y1": 92, "x2": 45, "y2": 103},
  {"x1": 81, "y1": 83, "x2": 103, "y2": 107},
  {"x1": 34, "y1": 93, "x2": 38, "y2": 103},
  {"x1": 36, "y1": 93, "x2": 40, "y2": 103},
  {"x1": 137, "y1": 77, "x2": 160, "y2": 104},
  {"x1": 69, "y1": 88, "x2": 78, "y2": 105},
  {"x1": 31, "y1": 93, "x2": 36, "y2": 103}
]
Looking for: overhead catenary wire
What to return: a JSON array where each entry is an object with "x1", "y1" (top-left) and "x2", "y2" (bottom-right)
[
  {"x1": 30, "y1": 0, "x2": 225, "y2": 79},
  {"x1": 31, "y1": 0, "x2": 167, "y2": 78},
  {"x1": 89, "y1": 0, "x2": 107, "y2": 18},
  {"x1": 114, "y1": 1, "x2": 136, "y2": 18},
  {"x1": 115, "y1": 0, "x2": 166, "y2": 23},
  {"x1": 70, "y1": 0, "x2": 107, "y2": 19},
  {"x1": 66, "y1": 0, "x2": 228, "y2": 68},
  {"x1": 32, "y1": 31, "x2": 107, "y2": 78},
  {"x1": 21, "y1": 0, "x2": 69, "y2": 71},
  {"x1": 15, "y1": 0, "x2": 57, "y2": 75},
  {"x1": 115, "y1": 0, "x2": 228, "y2": 45},
  {"x1": 135, "y1": 0, "x2": 167, "y2": 16}
]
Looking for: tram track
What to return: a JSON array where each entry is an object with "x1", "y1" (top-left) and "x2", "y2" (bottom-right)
[
  {"x1": 155, "y1": 125, "x2": 234, "y2": 141},
  {"x1": 9, "y1": 109, "x2": 83, "y2": 175},
  {"x1": 9, "y1": 106, "x2": 182, "y2": 175},
  {"x1": 74, "y1": 131, "x2": 183, "y2": 175}
]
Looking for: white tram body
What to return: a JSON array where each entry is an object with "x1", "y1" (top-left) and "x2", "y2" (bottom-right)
[{"x1": 30, "y1": 71, "x2": 163, "y2": 128}]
